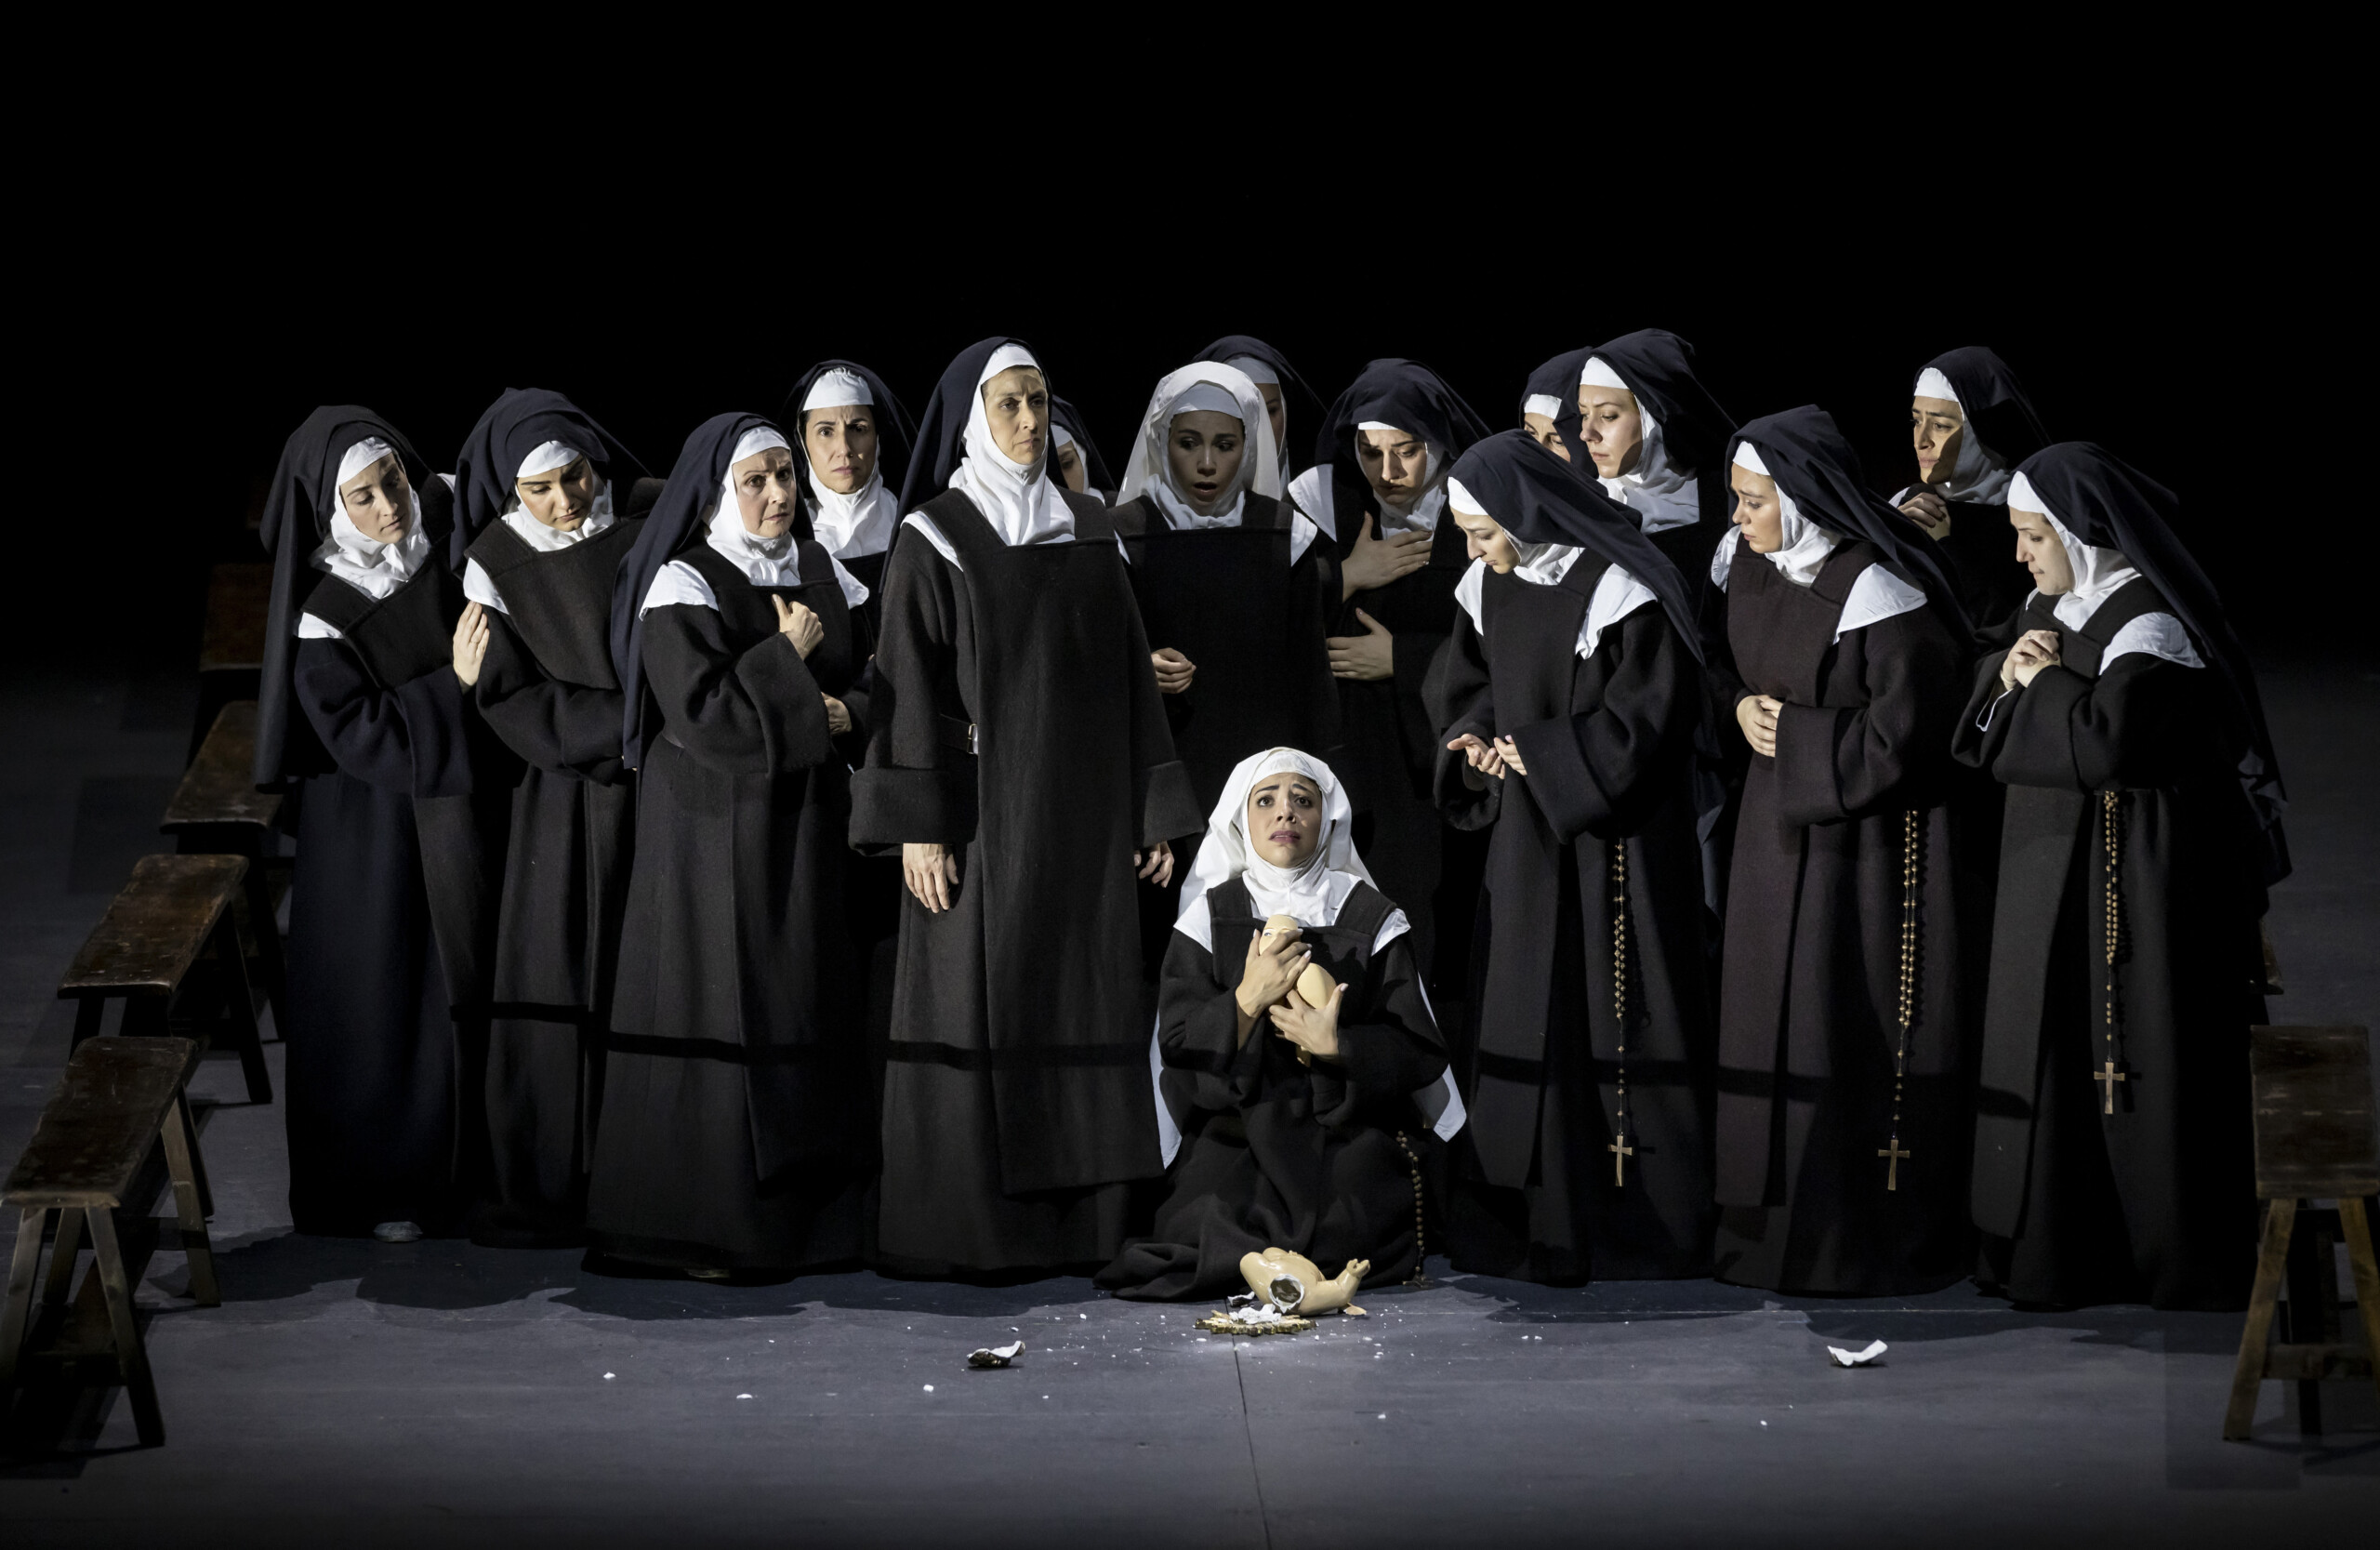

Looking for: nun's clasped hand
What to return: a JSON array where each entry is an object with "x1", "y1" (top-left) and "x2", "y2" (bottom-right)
[
  {"x1": 452, "y1": 602, "x2": 490, "y2": 688},
  {"x1": 1897, "y1": 489, "x2": 1952, "y2": 538},
  {"x1": 2004, "y1": 629, "x2": 2063, "y2": 690},
  {"x1": 772, "y1": 595, "x2": 825, "y2": 658},
  {"x1": 1340, "y1": 514, "x2": 1432, "y2": 600},
  {"x1": 1268, "y1": 979, "x2": 1343, "y2": 1064},
  {"x1": 1134, "y1": 841, "x2": 1175, "y2": 887},
  {"x1": 1447, "y1": 732, "x2": 1526, "y2": 780},
  {"x1": 1326, "y1": 609, "x2": 1394, "y2": 682},
  {"x1": 1737, "y1": 694, "x2": 1782, "y2": 759},
  {"x1": 1235, "y1": 929, "x2": 1311, "y2": 1025},
  {"x1": 1150, "y1": 648, "x2": 1197, "y2": 695}
]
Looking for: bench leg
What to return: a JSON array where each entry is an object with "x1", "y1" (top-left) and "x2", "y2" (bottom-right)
[
  {"x1": 158, "y1": 1101, "x2": 219, "y2": 1308},
  {"x1": 178, "y1": 1092, "x2": 215, "y2": 1220},
  {"x1": 1, "y1": 1207, "x2": 46, "y2": 1394},
  {"x1": 2339, "y1": 1197, "x2": 2380, "y2": 1409},
  {"x1": 69, "y1": 997, "x2": 104, "y2": 1049},
  {"x1": 2226, "y1": 1197, "x2": 2296, "y2": 1441},
  {"x1": 212, "y1": 919, "x2": 271, "y2": 1104},
  {"x1": 2284, "y1": 1212, "x2": 2335, "y2": 1436},
  {"x1": 85, "y1": 1209, "x2": 162, "y2": 1447},
  {"x1": 42, "y1": 1208, "x2": 84, "y2": 1311}
]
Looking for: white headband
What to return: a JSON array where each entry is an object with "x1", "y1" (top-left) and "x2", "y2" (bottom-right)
[
  {"x1": 1223, "y1": 353, "x2": 1280, "y2": 388},
  {"x1": 1052, "y1": 424, "x2": 1077, "y2": 449},
  {"x1": 337, "y1": 436, "x2": 396, "y2": 486},
  {"x1": 1732, "y1": 442, "x2": 1771, "y2": 477},
  {"x1": 1913, "y1": 366, "x2": 1962, "y2": 406},
  {"x1": 1355, "y1": 420, "x2": 1408, "y2": 434},
  {"x1": 2007, "y1": 470, "x2": 2047, "y2": 518},
  {"x1": 1579, "y1": 356, "x2": 1631, "y2": 391},
  {"x1": 1169, "y1": 381, "x2": 1243, "y2": 422},
  {"x1": 800, "y1": 367, "x2": 873, "y2": 414},
  {"x1": 1522, "y1": 393, "x2": 1564, "y2": 421},
  {"x1": 516, "y1": 440, "x2": 583, "y2": 480},
  {"x1": 1446, "y1": 477, "x2": 1488, "y2": 518},
  {"x1": 730, "y1": 427, "x2": 790, "y2": 466},
  {"x1": 979, "y1": 343, "x2": 1040, "y2": 387}
]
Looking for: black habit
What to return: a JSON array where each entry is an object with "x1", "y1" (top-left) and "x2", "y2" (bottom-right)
[
  {"x1": 450, "y1": 388, "x2": 652, "y2": 1247},
  {"x1": 1429, "y1": 433, "x2": 1716, "y2": 1283},
  {"x1": 1708, "y1": 408, "x2": 1981, "y2": 1296},
  {"x1": 1900, "y1": 346, "x2": 2052, "y2": 641},
  {"x1": 256, "y1": 408, "x2": 496, "y2": 1236},
  {"x1": 1583, "y1": 330, "x2": 1738, "y2": 613},
  {"x1": 1100, "y1": 875, "x2": 1447, "y2": 1299},
  {"x1": 586, "y1": 414, "x2": 870, "y2": 1272},
  {"x1": 785, "y1": 357, "x2": 917, "y2": 654},
  {"x1": 1960, "y1": 444, "x2": 2279, "y2": 1309},
  {"x1": 851, "y1": 338, "x2": 1200, "y2": 1276}
]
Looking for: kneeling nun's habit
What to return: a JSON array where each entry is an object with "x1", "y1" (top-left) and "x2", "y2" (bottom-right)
[
  {"x1": 586, "y1": 415, "x2": 873, "y2": 1272},
  {"x1": 256, "y1": 408, "x2": 497, "y2": 1236},
  {"x1": 1429, "y1": 431, "x2": 1717, "y2": 1283},
  {"x1": 452, "y1": 389, "x2": 654, "y2": 1247},
  {"x1": 851, "y1": 338, "x2": 1201, "y2": 1276},
  {"x1": 1960, "y1": 445, "x2": 2282, "y2": 1310},
  {"x1": 1099, "y1": 749, "x2": 1461, "y2": 1300},
  {"x1": 1707, "y1": 408, "x2": 1981, "y2": 1297}
]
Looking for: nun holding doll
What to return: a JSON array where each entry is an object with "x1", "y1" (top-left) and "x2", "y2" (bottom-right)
[{"x1": 1098, "y1": 748, "x2": 1462, "y2": 1301}]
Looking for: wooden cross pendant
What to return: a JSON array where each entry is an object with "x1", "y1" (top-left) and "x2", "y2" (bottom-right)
[
  {"x1": 1608, "y1": 1133, "x2": 1633, "y2": 1186},
  {"x1": 1877, "y1": 1139, "x2": 1910, "y2": 1191},
  {"x1": 2092, "y1": 1059, "x2": 2127, "y2": 1115}
]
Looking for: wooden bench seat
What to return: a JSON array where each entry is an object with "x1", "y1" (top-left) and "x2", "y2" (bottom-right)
[
  {"x1": 2224, "y1": 1025, "x2": 2380, "y2": 1440},
  {"x1": 60, "y1": 854, "x2": 271, "y2": 1104},
  {"x1": 159, "y1": 699, "x2": 288, "y2": 1034},
  {"x1": 2, "y1": 1037, "x2": 219, "y2": 1448}
]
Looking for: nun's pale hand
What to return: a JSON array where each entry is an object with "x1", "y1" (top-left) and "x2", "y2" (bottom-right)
[
  {"x1": 822, "y1": 695, "x2": 852, "y2": 735},
  {"x1": 1493, "y1": 735, "x2": 1528, "y2": 777},
  {"x1": 452, "y1": 603, "x2": 490, "y2": 688},
  {"x1": 1341, "y1": 514, "x2": 1433, "y2": 600},
  {"x1": 1899, "y1": 491, "x2": 1951, "y2": 539},
  {"x1": 1446, "y1": 733, "x2": 1507, "y2": 780},
  {"x1": 2009, "y1": 629, "x2": 2062, "y2": 689},
  {"x1": 903, "y1": 842, "x2": 960, "y2": 913},
  {"x1": 1326, "y1": 609, "x2": 1395, "y2": 682},
  {"x1": 772, "y1": 595, "x2": 826, "y2": 658},
  {"x1": 1737, "y1": 694, "x2": 1781, "y2": 759},
  {"x1": 1151, "y1": 648, "x2": 1197, "y2": 695},
  {"x1": 1236, "y1": 933, "x2": 1310, "y2": 1025},
  {"x1": 1134, "y1": 840, "x2": 1175, "y2": 886},
  {"x1": 1269, "y1": 981, "x2": 1343, "y2": 1064}
]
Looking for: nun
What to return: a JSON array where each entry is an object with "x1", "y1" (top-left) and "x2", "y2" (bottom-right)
[
  {"x1": 784, "y1": 358, "x2": 916, "y2": 651},
  {"x1": 1959, "y1": 444, "x2": 2283, "y2": 1310},
  {"x1": 1519, "y1": 346, "x2": 1592, "y2": 462},
  {"x1": 255, "y1": 407, "x2": 493, "y2": 1241},
  {"x1": 1574, "y1": 331, "x2": 1737, "y2": 601},
  {"x1": 1099, "y1": 748, "x2": 1458, "y2": 1300},
  {"x1": 1051, "y1": 393, "x2": 1113, "y2": 503},
  {"x1": 1288, "y1": 359, "x2": 1492, "y2": 980},
  {"x1": 450, "y1": 389, "x2": 654, "y2": 1247},
  {"x1": 850, "y1": 338, "x2": 1201, "y2": 1277},
  {"x1": 1428, "y1": 431, "x2": 1717, "y2": 1283},
  {"x1": 1895, "y1": 347, "x2": 2053, "y2": 639},
  {"x1": 585, "y1": 415, "x2": 872, "y2": 1276},
  {"x1": 1191, "y1": 333, "x2": 1327, "y2": 488},
  {"x1": 1707, "y1": 407, "x2": 1980, "y2": 1296}
]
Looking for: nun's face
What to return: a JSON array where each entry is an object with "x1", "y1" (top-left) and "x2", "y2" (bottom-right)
[
  {"x1": 1451, "y1": 507, "x2": 1520, "y2": 574},
  {"x1": 1356, "y1": 428, "x2": 1432, "y2": 509},
  {"x1": 1053, "y1": 440, "x2": 1087, "y2": 492},
  {"x1": 1521, "y1": 413, "x2": 1570, "y2": 462},
  {"x1": 804, "y1": 406, "x2": 879, "y2": 496},
  {"x1": 1167, "y1": 410, "x2": 1246, "y2": 513},
  {"x1": 732, "y1": 446, "x2": 801, "y2": 539},
  {"x1": 1729, "y1": 466, "x2": 1785, "y2": 553},
  {"x1": 2009, "y1": 508, "x2": 2075, "y2": 595},
  {"x1": 1578, "y1": 386, "x2": 1644, "y2": 478},
  {"x1": 516, "y1": 457, "x2": 599, "y2": 531},
  {"x1": 1246, "y1": 773, "x2": 1323, "y2": 869},
  {"x1": 1911, "y1": 396, "x2": 1964, "y2": 483},
  {"x1": 1255, "y1": 383, "x2": 1287, "y2": 457},
  {"x1": 339, "y1": 454, "x2": 411, "y2": 543},
  {"x1": 982, "y1": 367, "x2": 1049, "y2": 467}
]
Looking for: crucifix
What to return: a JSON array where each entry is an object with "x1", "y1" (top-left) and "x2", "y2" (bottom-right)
[
  {"x1": 1608, "y1": 1133, "x2": 1633, "y2": 1186},
  {"x1": 2092, "y1": 1059, "x2": 2127, "y2": 1115},
  {"x1": 1877, "y1": 1138, "x2": 1910, "y2": 1191}
]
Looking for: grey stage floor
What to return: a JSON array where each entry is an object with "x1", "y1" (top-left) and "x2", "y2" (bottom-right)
[{"x1": 1, "y1": 644, "x2": 2373, "y2": 1548}]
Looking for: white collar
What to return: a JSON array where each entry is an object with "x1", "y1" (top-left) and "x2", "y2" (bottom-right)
[
  {"x1": 498, "y1": 477, "x2": 615, "y2": 553},
  {"x1": 951, "y1": 344, "x2": 1074, "y2": 548},
  {"x1": 805, "y1": 467, "x2": 900, "y2": 558},
  {"x1": 311, "y1": 493, "x2": 430, "y2": 601}
]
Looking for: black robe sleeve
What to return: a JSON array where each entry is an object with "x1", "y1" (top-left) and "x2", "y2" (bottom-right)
[
  {"x1": 1956, "y1": 652, "x2": 2207, "y2": 793},
  {"x1": 1770, "y1": 606, "x2": 1961, "y2": 827},
  {"x1": 1425, "y1": 610, "x2": 1500, "y2": 832},
  {"x1": 1505, "y1": 604, "x2": 1698, "y2": 842},
  {"x1": 850, "y1": 538, "x2": 974, "y2": 848},
  {"x1": 640, "y1": 603, "x2": 833, "y2": 775},
  {"x1": 1118, "y1": 561, "x2": 1202, "y2": 847},
  {"x1": 295, "y1": 637, "x2": 475, "y2": 799},
  {"x1": 473, "y1": 613, "x2": 625, "y2": 783}
]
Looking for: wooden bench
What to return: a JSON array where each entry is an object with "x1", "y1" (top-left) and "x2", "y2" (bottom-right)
[
  {"x1": 2224, "y1": 1025, "x2": 2380, "y2": 1440},
  {"x1": 193, "y1": 562, "x2": 271, "y2": 764},
  {"x1": 1, "y1": 1037, "x2": 219, "y2": 1448},
  {"x1": 60, "y1": 854, "x2": 271, "y2": 1105},
  {"x1": 160, "y1": 699, "x2": 289, "y2": 1035}
]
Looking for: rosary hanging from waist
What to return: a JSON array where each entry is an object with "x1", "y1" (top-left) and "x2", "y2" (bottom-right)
[
  {"x1": 1608, "y1": 839, "x2": 1635, "y2": 1187},
  {"x1": 2093, "y1": 789, "x2": 2129, "y2": 1115},
  {"x1": 1878, "y1": 810, "x2": 1923, "y2": 1191}
]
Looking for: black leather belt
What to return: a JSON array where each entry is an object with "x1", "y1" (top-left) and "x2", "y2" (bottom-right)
[{"x1": 938, "y1": 715, "x2": 978, "y2": 756}]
